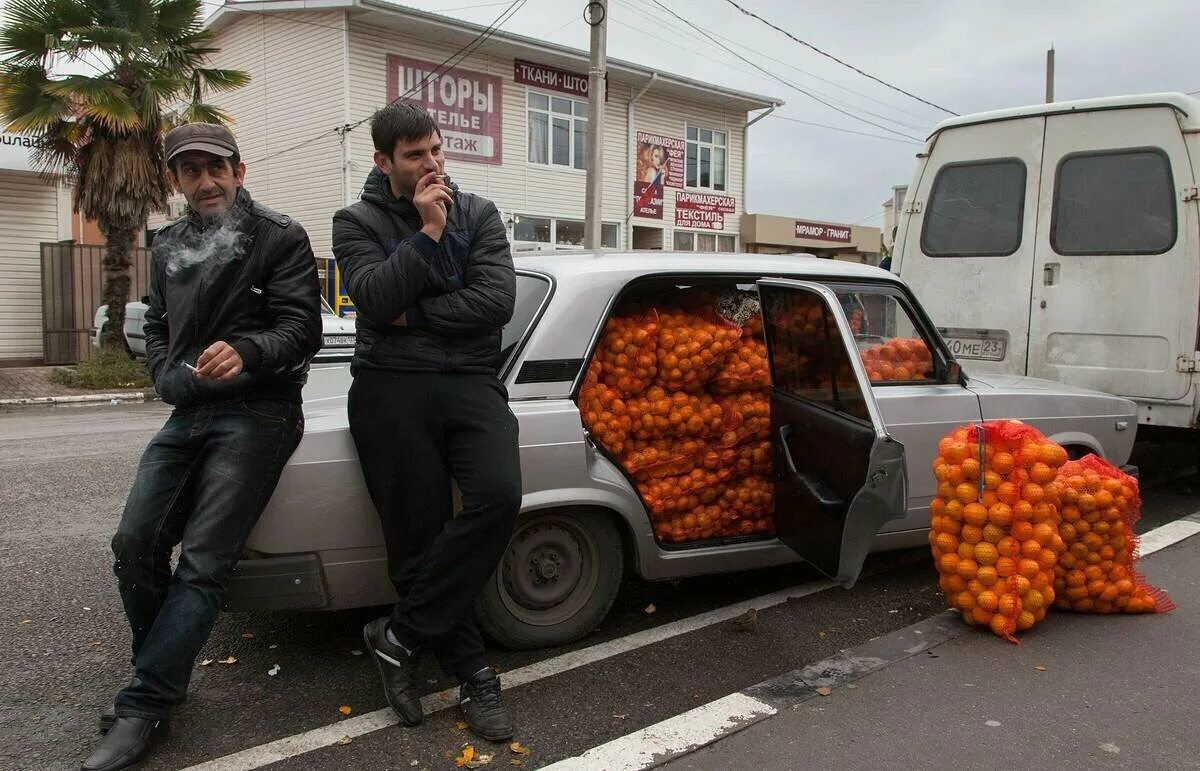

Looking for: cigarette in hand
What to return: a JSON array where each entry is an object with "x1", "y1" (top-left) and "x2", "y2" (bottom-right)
[{"x1": 183, "y1": 361, "x2": 198, "y2": 372}]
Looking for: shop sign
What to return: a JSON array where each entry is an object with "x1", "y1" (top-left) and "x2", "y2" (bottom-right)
[
  {"x1": 675, "y1": 191, "x2": 736, "y2": 230},
  {"x1": 387, "y1": 54, "x2": 503, "y2": 165},
  {"x1": 794, "y1": 219, "x2": 853, "y2": 243},
  {"x1": 636, "y1": 131, "x2": 685, "y2": 189}
]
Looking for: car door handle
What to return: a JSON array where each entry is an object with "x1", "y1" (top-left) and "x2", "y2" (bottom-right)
[{"x1": 779, "y1": 425, "x2": 844, "y2": 515}]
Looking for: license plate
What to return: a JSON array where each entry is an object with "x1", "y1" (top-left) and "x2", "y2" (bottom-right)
[
  {"x1": 943, "y1": 330, "x2": 1007, "y2": 361},
  {"x1": 323, "y1": 335, "x2": 355, "y2": 347}
]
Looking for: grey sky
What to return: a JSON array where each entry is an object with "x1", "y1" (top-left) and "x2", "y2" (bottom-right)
[{"x1": 403, "y1": 0, "x2": 1199, "y2": 226}]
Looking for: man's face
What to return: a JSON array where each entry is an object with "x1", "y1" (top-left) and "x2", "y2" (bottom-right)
[
  {"x1": 168, "y1": 151, "x2": 245, "y2": 220},
  {"x1": 375, "y1": 131, "x2": 444, "y2": 200}
]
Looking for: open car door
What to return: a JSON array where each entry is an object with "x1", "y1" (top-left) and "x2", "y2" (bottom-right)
[{"x1": 758, "y1": 279, "x2": 907, "y2": 587}]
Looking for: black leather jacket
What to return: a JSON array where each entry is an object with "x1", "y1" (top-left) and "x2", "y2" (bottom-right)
[
  {"x1": 144, "y1": 187, "x2": 323, "y2": 406},
  {"x1": 332, "y1": 167, "x2": 516, "y2": 375}
]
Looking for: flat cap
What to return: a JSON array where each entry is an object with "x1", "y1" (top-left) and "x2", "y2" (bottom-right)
[{"x1": 164, "y1": 123, "x2": 239, "y2": 163}]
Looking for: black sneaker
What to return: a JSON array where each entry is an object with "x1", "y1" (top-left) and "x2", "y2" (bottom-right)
[
  {"x1": 459, "y1": 667, "x2": 514, "y2": 742},
  {"x1": 362, "y1": 617, "x2": 423, "y2": 726}
]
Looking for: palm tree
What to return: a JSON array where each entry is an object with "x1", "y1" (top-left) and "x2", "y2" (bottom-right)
[{"x1": 0, "y1": 0, "x2": 248, "y2": 351}]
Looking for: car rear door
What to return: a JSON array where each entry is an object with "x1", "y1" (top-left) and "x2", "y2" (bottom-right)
[{"x1": 758, "y1": 279, "x2": 908, "y2": 587}]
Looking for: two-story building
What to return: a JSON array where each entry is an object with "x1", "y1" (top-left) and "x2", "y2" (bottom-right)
[{"x1": 196, "y1": 0, "x2": 782, "y2": 266}]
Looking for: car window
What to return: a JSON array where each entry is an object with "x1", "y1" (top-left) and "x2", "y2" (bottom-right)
[
  {"x1": 500, "y1": 274, "x2": 552, "y2": 367},
  {"x1": 921, "y1": 158, "x2": 1026, "y2": 257},
  {"x1": 832, "y1": 286, "x2": 938, "y2": 385},
  {"x1": 1051, "y1": 148, "x2": 1176, "y2": 255}
]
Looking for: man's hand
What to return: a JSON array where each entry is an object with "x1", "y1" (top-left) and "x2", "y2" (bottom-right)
[
  {"x1": 413, "y1": 171, "x2": 453, "y2": 242},
  {"x1": 391, "y1": 313, "x2": 407, "y2": 327},
  {"x1": 195, "y1": 341, "x2": 243, "y2": 381}
]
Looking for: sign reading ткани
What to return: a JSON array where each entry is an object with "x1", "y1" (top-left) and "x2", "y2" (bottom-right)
[{"x1": 794, "y1": 219, "x2": 853, "y2": 244}]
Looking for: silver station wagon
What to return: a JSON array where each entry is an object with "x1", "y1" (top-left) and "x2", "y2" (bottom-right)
[{"x1": 226, "y1": 252, "x2": 1137, "y2": 649}]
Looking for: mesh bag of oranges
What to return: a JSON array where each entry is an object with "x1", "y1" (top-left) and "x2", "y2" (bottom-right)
[
  {"x1": 930, "y1": 421, "x2": 1070, "y2": 643},
  {"x1": 579, "y1": 361, "x2": 632, "y2": 456},
  {"x1": 654, "y1": 310, "x2": 743, "y2": 393},
  {"x1": 594, "y1": 310, "x2": 660, "y2": 398},
  {"x1": 708, "y1": 336, "x2": 770, "y2": 395},
  {"x1": 1053, "y1": 455, "x2": 1175, "y2": 614},
  {"x1": 860, "y1": 338, "x2": 933, "y2": 383}
]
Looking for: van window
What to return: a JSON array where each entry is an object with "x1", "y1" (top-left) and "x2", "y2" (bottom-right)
[
  {"x1": 921, "y1": 159, "x2": 1026, "y2": 257},
  {"x1": 1051, "y1": 149, "x2": 1176, "y2": 255}
]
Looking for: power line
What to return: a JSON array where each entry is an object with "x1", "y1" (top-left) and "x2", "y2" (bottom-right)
[
  {"x1": 646, "y1": 0, "x2": 923, "y2": 142},
  {"x1": 720, "y1": 0, "x2": 958, "y2": 116},
  {"x1": 764, "y1": 113, "x2": 923, "y2": 145}
]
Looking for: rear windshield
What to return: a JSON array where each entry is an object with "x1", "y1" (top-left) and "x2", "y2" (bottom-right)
[
  {"x1": 501, "y1": 273, "x2": 552, "y2": 367},
  {"x1": 921, "y1": 158, "x2": 1026, "y2": 257}
]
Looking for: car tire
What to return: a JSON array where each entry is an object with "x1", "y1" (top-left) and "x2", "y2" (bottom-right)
[{"x1": 475, "y1": 508, "x2": 624, "y2": 650}]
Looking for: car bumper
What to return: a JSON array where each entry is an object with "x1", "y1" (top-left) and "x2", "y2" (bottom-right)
[{"x1": 222, "y1": 553, "x2": 328, "y2": 611}]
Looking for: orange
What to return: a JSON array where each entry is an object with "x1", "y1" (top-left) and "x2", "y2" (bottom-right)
[
  {"x1": 1016, "y1": 610, "x2": 1037, "y2": 631},
  {"x1": 956, "y1": 559, "x2": 979, "y2": 581},
  {"x1": 983, "y1": 471, "x2": 1003, "y2": 491},
  {"x1": 996, "y1": 482, "x2": 1021, "y2": 506},
  {"x1": 991, "y1": 451, "x2": 1015, "y2": 475},
  {"x1": 989, "y1": 613, "x2": 1013, "y2": 637},
  {"x1": 995, "y1": 557, "x2": 1018, "y2": 578},
  {"x1": 976, "y1": 565, "x2": 999, "y2": 586},
  {"x1": 1077, "y1": 493, "x2": 1097, "y2": 512},
  {"x1": 997, "y1": 536, "x2": 1020, "y2": 558},
  {"x1": 1094, "y1": 489, "x2": 1114, "y2": 509},
  {"x1": 1065, "y1": 569, "x2": 1086, "y2": 587},
  {"x1": 961, "y1": 457, "x2": 980, "y2": 481},
  {"x1": 1013, "y1": 500, "x2": 1035, "y2": 522},
  {"x1": 1038, "y1": 442, "x2": 1068, "y2": 467},
  {"x1": 1022, "y1": 483, "x2": 1045, "y2": 505},
  {"x1": 1010, "y1": 521, "x2": 1035, "y2": 542},
  {"x1": 934, "y1": 532, "x2": 958, "y2": 553},
  {"x1": 940, "y1": 574, "x2": 967, "y2": 594},
  {"x1": 955, "y1": 591, "x2": 976, "y2": 611},
  {"x1": 930, "y1": 497, "x2": 947, "y2": 518},
  {"x1": 967, "y1": 579, "x2": 986, "y2": 596},
  {"x1": 971, "y1": 605, "x2": 994, "y2": 625},
  {"x1": 1018, "y1": 558, "x2": 1041, "y2": 579},
  {"x1": 1016, "y1": 444, "x2": 1040, "y2": 468},
  {"x1": 988, "y1": 503, "x2": 1014, "y2": 528},
  {"x1": 1020, "y1": 539, "x2": 1043, "y2": 560},
  {"x1": 955, "y1": 483, "x2": 979, "y2": 504},
  {"x1": 941, "y1": 440, "x2": 969, "y2": 464},
  {"x1": 1012, "y1": 575, "x2": 1032, "y2": 594},
  {"x1": 1037, "y1": 549, "x2": 1058, "y2": 571},
  {"x1": 957, "y1": 542, "x2": 976, "y2": 560},
  {"x1": 1030, "y1": 462, "x2": 1056, "y2": 485},
  {"x1": 974, "y1": 542, "x2": 999, "y2": 566},
  {"x1": 997, "y1": 592, "x2": 1021, "y2": 617},
  {"x1": 981, "y1": 524, "x2": 1006, "y2": 544},
  {"x1": 963, "y1": 502, "x2": 989, "y2": 527},
  {"x1": 976, "y1": 590, "x2": 999, "y2": 612},
  {"x1": 1060, "y1": 504, "x2": 1081, "y2": 522},
  {"x1": 938, "y1": 552, "x2": 961, "y2": 575},
  {"x1": 1060, "y1": 522, "x2": 1078, "y2": 541},
  {"x1": 1032, "y1": 523, "x2": 1056, "y2": 546}
]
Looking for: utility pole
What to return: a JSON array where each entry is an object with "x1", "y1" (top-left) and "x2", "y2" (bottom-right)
[
  {"x1": 1045, "y1": 45, "x2": 1055, "y2": 103},
  {"x1": 583, "y1": 0, "x2": 608, "y2": 249}
]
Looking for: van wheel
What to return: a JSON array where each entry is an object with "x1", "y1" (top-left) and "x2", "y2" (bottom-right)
[{"x1": 475, "y1": 509, "x2": 623, "y2": 650}]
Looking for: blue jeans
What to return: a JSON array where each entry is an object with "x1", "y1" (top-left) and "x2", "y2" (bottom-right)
[{"x1": 111, "y1": 399, "x2": 303, "y2": 719}]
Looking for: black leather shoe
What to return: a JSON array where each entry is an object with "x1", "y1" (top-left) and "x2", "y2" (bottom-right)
[
  {"x1": 99, "y1": 703, "x2": 116, "y2": 733},
  {"x1": 81, "y1": 716, "x2": 168, "y2": 771},
  {"x1": 459, "y1": 667, "x2": 514, "y2": 742},
  {"x1": 362, "y1": 617, "x2": 423, "y2": 726}
]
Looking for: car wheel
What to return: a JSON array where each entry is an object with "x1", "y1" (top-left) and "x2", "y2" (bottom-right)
[{"x1": 475, "y1": 508, "x2": 624, "y2": 650}]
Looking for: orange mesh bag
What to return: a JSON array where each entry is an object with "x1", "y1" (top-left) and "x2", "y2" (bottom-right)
[
  {"x1": 708, "y1": 337, "x2": 770, "y2": 395},
  {"x1": 929, "y1": 420, "x2": 1069, "y2": 643},
  {"x1": 860, "y1": 338, "x2": 934, "y2": 382},
  {"x1": 579, "y1": 361, "x2": 632, "y2": 456},
  {"x1": 653, "y1": 310, "x2": 743, "y2": 392},
  {"x1": 1053, "y1": 456, "x2": 1175, "y2": 614},
  {"x1": 594, "y1": 310, "x2": 660, "y2": 398},
  {"x1": 621, "y1": 437, "x2": 707, "y2": 481},
  {"x1": 714, "y1": 392, "x2": 772, "y2": 448},
  {"x1": 627, "y1": 386, "x2": 730, "y2": 441}
]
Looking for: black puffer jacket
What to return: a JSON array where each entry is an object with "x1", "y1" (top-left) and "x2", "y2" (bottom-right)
[
  {"x1": 332, "y1": 167, "x2": 516, "y2": 375},
  {"x1": 144, "y1": 188, "x2": 323, "y2": 407}
]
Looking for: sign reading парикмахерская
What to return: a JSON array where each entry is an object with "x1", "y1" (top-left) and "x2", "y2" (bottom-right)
[{"x1": 386, "y1": 54, "x2": 504, "y2": 165}]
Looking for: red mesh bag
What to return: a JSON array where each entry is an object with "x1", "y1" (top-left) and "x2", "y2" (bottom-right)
[
  {"x1": 714, "y1": 392, "x2": 772, "y2": 448},
  {"x1": 708, "y1": 337, "x2": 770, "y2": 395},
  {"x1": 579, "y1": 361, "x2": 632, "y2": 456},
  {"x1": 626, "y1": 386, "x2": 731, "y2": 441},
  {"x1": 653, "y1": 310, "x2": 743, "y2": 392},
  {"x1": 860, "y1": 338, "x2": 934, "y2": 382},
  {"x1": 595, "y1": 310, "x2": 659, "y2": 398},
  {"x1": 929, "y1": 420, "x2": 1070, "y2": 643},
  {"x1": 621, "y1": 437, "x2": 706, "y2": 481},
  {"x1": 1052, "y1": 456, "x2": 1175, "y2": 614}
]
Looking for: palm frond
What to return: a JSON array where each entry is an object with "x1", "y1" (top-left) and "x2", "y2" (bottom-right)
[
  {"x1": 179, "y1": 101, "x2": 233, "y2": 126},
  {"x1": 195, "y1": 67, "x2": 249, "y2": 93}
]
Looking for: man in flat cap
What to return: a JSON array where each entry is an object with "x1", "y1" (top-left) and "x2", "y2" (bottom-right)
[{"x1": 82, "y1": 123, "x2": 322, "y2": 771}]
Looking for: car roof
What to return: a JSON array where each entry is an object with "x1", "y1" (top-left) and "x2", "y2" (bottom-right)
[
  {"x1": 929, "y1": 92, "x2": 1200, "y2": 137},
  {"x1": 514, "y1": 250, "x2": 896, "y2": 283}
]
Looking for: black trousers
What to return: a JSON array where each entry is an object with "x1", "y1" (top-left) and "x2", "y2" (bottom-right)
[{"x1": 348, "y1": 370, "x2": 521, "y2": 682}]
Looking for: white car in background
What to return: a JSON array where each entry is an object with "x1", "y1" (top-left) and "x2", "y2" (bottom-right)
[{"x1": 92, "y1": 296, "x2": 356, "y2": 362}]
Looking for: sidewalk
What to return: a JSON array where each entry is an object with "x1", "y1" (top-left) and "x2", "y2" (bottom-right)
[
  {"x1": 0, "y1": 365, "x2": 153, "y2": 406},
  {"x1": 666, "y1": 521, "x2": 1200, "y2": 770}
]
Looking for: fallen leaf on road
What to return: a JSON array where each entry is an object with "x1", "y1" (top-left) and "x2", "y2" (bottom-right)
[
  {"x1": 1035, "y1": 666, "x2": 1046, "y2": 672},
  {"x1": 612, "y1": 714, "x2": 627, "y2": 720},
  {"x1": 350, "y1": 649, "x2": 364, "y2": 656},
  {"x1": 268, "y1": 645, "x2": 278, "y2": 650},
  {"x1": 644, "y1": 604, "x2": 657, "y2": 614},
  {"x1": 845, "y1": 684, "x2": 858, "y2": 690},
  {"x1": 217, "y1": 656, "x2": 238, "y2": 665},
  {"x1": 267, "y1": 664, "x2": 281, "y2": 677},
  {"x1": 509, "y1": 742, "x2": 530, "y2": 755},
  {"x1": 815, "y1": 687, "x2": 832, "y2": 697},
  {"x1": 456, "y1": 721, "x2": 468, "y2": 730},
  {"x1": 241, "y1": 632, "x2": 255, "y2": 639},
  {"x1": 466, "y1": 753, "x2": 493, "y2": 768},
  {"x1": 334, "y1": 736, "x2": 352, "y2": 746},
  {"x1": 19, "y1": 620, "x2": 31, "y2": 624},
  {"x1": 410, "y1": 761, "x2": 419, "y2": 767},
  {"x1": 199, "y1": 659, "x2": 214, "y2": 666},
  {"x1": 510, "y1": 761, "x2": 523, "y2": 767},
  {"x1": 817, "y1": 631, "x2": 826, "y2": 639},
  {"x1": 83, "y1": 607, "x2": 92, "y2": 611},
  {"x1": 455, "y1": 746, "x2": 475, "y2": 767},
  {"x1": 339, "y1": 705, "x2": 352, "y2": 716}
]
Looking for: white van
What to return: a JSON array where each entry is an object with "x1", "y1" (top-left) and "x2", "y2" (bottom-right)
[{"x1": 893, "y1": 92, "x2": 1200, "y2": 434}]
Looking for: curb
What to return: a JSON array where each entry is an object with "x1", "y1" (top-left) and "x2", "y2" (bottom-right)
[{"x1": 0, "y1": 391, "x2": 155, "y2": 407}]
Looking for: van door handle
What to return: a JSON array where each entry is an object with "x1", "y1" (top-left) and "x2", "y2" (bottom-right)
[{"x1": 1044, "y1": 263, "x2": 1060, "y2": 286}]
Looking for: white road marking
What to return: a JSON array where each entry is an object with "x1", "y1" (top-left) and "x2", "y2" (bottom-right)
[
  {"x1": 539, "y1": 693, "x2": 777, "y2": 771},
  {"x1": 1138, "y1": 514, "x2": 1200, "y2": 556},
  {"x1": 180, "y1": 579, "x2": 835, "y2": 771}
]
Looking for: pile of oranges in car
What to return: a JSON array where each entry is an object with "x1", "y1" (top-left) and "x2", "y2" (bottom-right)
[
  {"x1": 1053, "y1": 456, "x2": 1175, "y2": 614},
  {"x1": 579, "y1": 296, "x2": 775, "y2": 544},
  {"x1": 860, "y1": 338, "x2": 933, "y2": 382},
  {"x1": 929, "y1": 421, "x2": 1069, "y2": 642}
]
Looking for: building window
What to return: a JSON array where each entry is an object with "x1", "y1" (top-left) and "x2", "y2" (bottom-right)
[
  {"x1": 527, "y1": 92, "x2": 588, "y2": 169},
  {"x1": 674, "y1": 231, "x2": 736, "y2": 252},
  {"x1": 921, "y1": 159, "x2": 1026, "y2": 257},
  {"x1": 1051, "y1": 148, "x2": 1176, "y2": 255},
  {"x1": 514, "y1": 215, "x2": 618, "y2": 248},
  {"x1": 686, "y1": 126, "x2": 727, "y2": 191}
]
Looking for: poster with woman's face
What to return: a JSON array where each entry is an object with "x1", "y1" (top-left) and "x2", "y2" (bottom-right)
[{"x1": 635, "y1": 132, "x2": 685, "y2": 188}]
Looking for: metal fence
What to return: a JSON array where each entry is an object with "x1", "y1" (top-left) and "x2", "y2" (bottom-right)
[{"x1": 41, "y1": 242, "x2": 152, "y2": 365}]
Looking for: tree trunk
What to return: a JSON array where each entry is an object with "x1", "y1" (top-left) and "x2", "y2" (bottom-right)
[{"x1": 99, "y1": 226, "x2": 134, "y2": 353}]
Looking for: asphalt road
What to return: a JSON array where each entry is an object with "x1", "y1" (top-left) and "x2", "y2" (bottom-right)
[{"x1": 1, "y1": 402, "x2": 1196, "y2": 770}]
